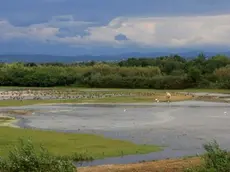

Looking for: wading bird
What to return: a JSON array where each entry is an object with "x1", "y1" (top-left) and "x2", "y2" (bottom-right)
[{"x1": 166, "y1": 92, "x2": 171, "y2": 102}]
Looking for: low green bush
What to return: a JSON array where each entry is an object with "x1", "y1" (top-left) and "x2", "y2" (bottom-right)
[
  {"x1": 185, "y1": 140, "x2": 230, "y2": 172},
  {"x1": 0, "y1": 139, "x2": 76, "y2": 172}
]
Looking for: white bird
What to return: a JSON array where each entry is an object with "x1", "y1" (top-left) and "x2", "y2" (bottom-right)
[
  {"x1": 124, "y1": 109, "x2": 126, "y2": 112},
  {"x1": 166, "y1": 92, "x2": 171, "y2": 102},
  {"x1": 224, "y1": 111, "x2": 227, "y2": 115}
]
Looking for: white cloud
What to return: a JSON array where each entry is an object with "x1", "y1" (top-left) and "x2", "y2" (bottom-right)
[
  {"x1": 84, "y1": 14, "x2": 230, "y2": 48},
  {"x1": 0, "y1": 15, "x2": 93, "y2": 43},
  {"x1": 1, "y1": 14, "x2": 230, "y2": 48},
  {"x1": 0, "y1": 19, "x2": 58, "y2": 42}
]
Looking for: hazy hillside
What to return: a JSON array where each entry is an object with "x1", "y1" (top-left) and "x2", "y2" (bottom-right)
[{"x1": 0, "y1": 51, "x2": 229, "y2": 63}]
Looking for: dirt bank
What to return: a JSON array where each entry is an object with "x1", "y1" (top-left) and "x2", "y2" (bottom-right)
[{"x1": 78, "y1": 157, "x2": 201, "y2": 172}]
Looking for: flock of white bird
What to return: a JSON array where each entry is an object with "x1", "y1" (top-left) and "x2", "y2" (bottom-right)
[{"x1": 0, "y1": 89, "x2": 133, "y2": 101}]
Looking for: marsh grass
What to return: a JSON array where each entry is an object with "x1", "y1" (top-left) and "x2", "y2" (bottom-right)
[
  {"x1": 0, "y1": 127, "x2": 161, "y2": 160},
  {"x1": 0, "y1": 116, "x2": 15, "y2": 120},
  {"x1": 0, "y1": 116, "x2": 15, "y2": 126}
]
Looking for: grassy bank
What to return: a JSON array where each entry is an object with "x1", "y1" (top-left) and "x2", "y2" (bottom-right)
[
  {"x1": 0, "y1": 127, "x2": 161, "y2": 160},
  {"x1": 0, "y1": 95, "x2": 193, "y2": 107},
  {"x1": 0, "y1": 87, "x2": 229, "y2": 107}
]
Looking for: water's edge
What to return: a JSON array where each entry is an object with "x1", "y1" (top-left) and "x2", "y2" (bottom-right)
[
  {"x1": 75, "y1": 148, "x2": 203, "y2": 167},
  {"x1": 12, "y1": 117, "x2": 204, "y2": 168}
]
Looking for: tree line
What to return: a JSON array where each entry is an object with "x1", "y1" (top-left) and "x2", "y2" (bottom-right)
[{"x1": 1, "y1": 53, "x2": 230, "y2": 89}]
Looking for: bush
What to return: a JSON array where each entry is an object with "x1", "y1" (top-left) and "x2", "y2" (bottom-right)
[
  {"x1": 0, "y1": 139, "x2": 76, "y2": 172},
  {"x1": 202, "y1": 140, "x2": 230, "y2": 172},
  {"x1": 185, "y1": 140, "x2": 230, "y2": 172}
]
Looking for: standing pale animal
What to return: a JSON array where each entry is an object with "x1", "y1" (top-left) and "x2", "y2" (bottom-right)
[{"x1": 166, "y1": 92, "x2": 171, "y2": 102}]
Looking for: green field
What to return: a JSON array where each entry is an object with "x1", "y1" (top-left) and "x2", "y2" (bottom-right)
[{"x1": 0, "y1": 127, "x2": 161, "y2": 160}]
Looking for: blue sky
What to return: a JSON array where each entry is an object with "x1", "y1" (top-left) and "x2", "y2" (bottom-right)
[{"x1": 1, "y1": 0, "x2": 230, "y2": 55}]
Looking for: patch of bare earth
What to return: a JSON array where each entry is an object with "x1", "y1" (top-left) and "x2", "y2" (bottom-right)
[
  {"x1": 78, "y1": 157, "x2": 201, "y2": 172},
  {"x1": 196, "y1": 95, "x2": 230, "y2": 102}
]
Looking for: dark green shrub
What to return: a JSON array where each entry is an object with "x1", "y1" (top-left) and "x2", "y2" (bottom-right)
[
  {"x1": 185, "y1": 140, "x2": 230, "y2": 172},
  {"x1": 202, "y1": 140, "x2": 230, "y2": 172}
]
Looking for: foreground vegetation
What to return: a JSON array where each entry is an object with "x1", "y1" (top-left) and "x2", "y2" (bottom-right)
[
  {"x1": 186, "y1": 140, "x2": 230, "y2": 172},
  {"x1": 0, "y1": 139, "x2": 76, "y2": 172},
  {"x1": 0, "y1": 127, "x2": 161, "y2": 160},
  {"x1": 1, "y1": 138, "x2": 229, "y2": 172},
  {"x1": 1, "y1": 53, "x2": 230, "y2": 89}
]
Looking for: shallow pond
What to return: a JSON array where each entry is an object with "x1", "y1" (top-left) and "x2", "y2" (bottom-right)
[{"x1": 2, "y1": 100, "x2": 230, "y2": 166}]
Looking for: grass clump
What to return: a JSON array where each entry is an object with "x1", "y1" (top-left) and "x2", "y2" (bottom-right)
[
  {"x1": 0, "y1": 139, "x2": 76, "y2": 172},
  {"x1": 70, "y1": 151, "x2": 94, "y2": 162},
  {"x1": 185, "y1": 140, "x2": 230, "y2": 172}
]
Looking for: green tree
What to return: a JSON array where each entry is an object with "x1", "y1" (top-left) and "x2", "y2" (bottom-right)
[{"x1": 188, "y1": 67, "x2": 202, "y2": 83}]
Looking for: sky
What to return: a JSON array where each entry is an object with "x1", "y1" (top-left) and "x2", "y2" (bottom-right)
[{"x1": 1, "y1": 0, "x2": 230, "y2": 55}]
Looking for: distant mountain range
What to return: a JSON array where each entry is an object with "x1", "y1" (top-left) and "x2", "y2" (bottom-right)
[{"x1": 0, "y1": 51, "x2": 230, "y2": 63}]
